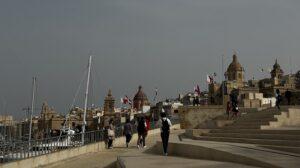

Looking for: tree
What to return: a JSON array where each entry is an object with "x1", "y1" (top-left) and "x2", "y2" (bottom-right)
[{"x1": 296, "y1": 70, "x2": 300, "y2": 89}]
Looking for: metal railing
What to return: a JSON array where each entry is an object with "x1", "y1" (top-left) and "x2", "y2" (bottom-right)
[{"x1": 0, "y1": 118, "x2": 180, "y2": 164}]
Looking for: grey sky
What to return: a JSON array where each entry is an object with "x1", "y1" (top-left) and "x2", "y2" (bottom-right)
[{"x1": 0, "y1": 0, "x2": 300, "y2": 119}]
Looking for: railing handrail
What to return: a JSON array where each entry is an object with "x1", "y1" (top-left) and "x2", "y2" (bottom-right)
[{"x1": 0, "y1": 118, "x2": 180, "y2": 163}]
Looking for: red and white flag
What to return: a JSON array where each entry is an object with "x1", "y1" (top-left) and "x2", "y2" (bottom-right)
[
  {"x1": 194, "y1": 85, "x2": 201, "y2": 95},
  {"x1": 121, "y1": 95, "x2": 132, "y2": 105}
]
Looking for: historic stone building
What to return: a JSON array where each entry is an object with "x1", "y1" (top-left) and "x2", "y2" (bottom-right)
[
  {"x1": 101, "y1": 89, "x2": 120, "y2": 128},
  {"x1": 104, "y1": 89, "x2": 115, "y2": 115},
  {"x1": 224, "y1": 54, "x2": 245, "y2": 88},
  {"x1": 259, "y1": 60, "x2": 300, "y2": 104},
  {"x1": 209, "y1": 54, "x2": 261, "y2": 107},
  {"x1": 37, "y1": 102, "x2": 64, "y2": 138},
  {"x1": 68, "y1": 106, "x2": 100, "y2": 132},
  {"x1": 133, "y1": 86, "x2": 150, "y2": 111}
]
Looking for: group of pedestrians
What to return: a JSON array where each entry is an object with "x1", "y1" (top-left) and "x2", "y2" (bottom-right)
[
  {"x1": 105, "y1": 113, "x2": 172, "y2": 156},
  {"x1": 225, "y1": 89, "x2": 293, "y2": 119},
  {"x1": 276, "y1": 89, "x2": 293, "y2": 109}
]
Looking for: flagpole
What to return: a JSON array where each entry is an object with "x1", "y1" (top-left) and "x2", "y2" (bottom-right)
[{"x1": 222, "y1": 54, "x2": 225, "y2": 106}]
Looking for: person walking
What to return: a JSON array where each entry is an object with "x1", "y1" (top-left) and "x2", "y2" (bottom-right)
[
  {"x1": 285, "y1": 89, "x2": 292, "y2": 105},
  {"x1": 107, "y1": 119, "x2": 115, "y2": 149},
  {"x1": 226, "y1": 101, "x2": 232, "y2": 120},
  {"x1": 123, "y1": 118, "x2": 133, "y2": 148},
  {"x1": 137, "y1": 116, "x2": 147, "y2": 149},
  {"x1": 159, "y1": 112, "x2": 172, "y2": 156},
  {"x1": 230, "y1": 90, "x2": 239, "y2": 119},
  {"x1": 275, "y1": 89, "x2": 282, "y2": 110}
]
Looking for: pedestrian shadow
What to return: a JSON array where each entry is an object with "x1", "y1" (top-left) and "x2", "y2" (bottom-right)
[
  {"x1": 143, "y1": 144, "x2": 159, "y2": 154},
  {"x1": 103, "y1": 161, "x2": 117, "y2": 168}
]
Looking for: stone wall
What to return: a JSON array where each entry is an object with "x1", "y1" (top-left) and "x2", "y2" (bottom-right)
[{"x1": 178, "y1": 106, "x2": 225, "y2": 129}]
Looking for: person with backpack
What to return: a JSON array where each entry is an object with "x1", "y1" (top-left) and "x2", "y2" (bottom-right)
[
  {"x1": 123, "y1": 118, "x2": 133, "y2": 148},
  {"x1": 137, "y1": 116, "x2": 147, "y2": 149},
  {"x1": 158, "y1": 112, "x2": 172, "y2": 156}
]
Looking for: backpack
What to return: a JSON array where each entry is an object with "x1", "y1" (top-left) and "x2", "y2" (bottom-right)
[
  {"x1": 137, "y1": 120, "x2": 146, "y2": 133},
  {"x1": 161, "y1": 119, "x2": 170, "y2": 132}
]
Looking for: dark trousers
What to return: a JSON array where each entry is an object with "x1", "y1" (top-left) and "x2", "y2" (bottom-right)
[
  {"x1": 137, "y1": 133, "x2": 146, "y2": 147},
  {"x1": 161, "y1": 131, "x2": 170, "y2": 154},
  {"x1": 125, "y1": 134, "x2": 132, "y2": 143},
  {"x1": 276, "y1": 100, "x2": 281, "y2": 109},
  {"x1": 108, "y1": 139, "x2": 113, "y2": 148}
]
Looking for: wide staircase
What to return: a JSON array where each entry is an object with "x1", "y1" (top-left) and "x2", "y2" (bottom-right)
[{"x1": 195, "y1": 107, "x2": 300, "y2": 154}]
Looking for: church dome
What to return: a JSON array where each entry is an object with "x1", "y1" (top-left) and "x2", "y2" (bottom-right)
[
  {"x1": 133, "y1": 86, "x2": 149, "y2": 111},
  {"x1": 133, "y1": 86, "x2": 148, "y2": 102},
  {"x1": 227, "y1": 54, "x2": 243, "y2": 72}
]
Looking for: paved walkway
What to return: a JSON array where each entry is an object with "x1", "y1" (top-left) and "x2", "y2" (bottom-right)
[
  {"x1": 120, "y1": 154, "x2": 257, "y2": 168},
  {"x1": 41, "y1": 129, "x2": 300, "y2": 168},
  {"x1": 41, "y1": 131, "x2": 168, "y2": 168}
]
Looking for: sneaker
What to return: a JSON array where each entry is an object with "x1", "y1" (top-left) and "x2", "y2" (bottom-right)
[
  {"x1": 137, "y1": 145, "x2": 140, "y2": 149},
  {"x1": 143, "y1": 146, "x2": 147, "y2": 148},
  {"x1": 164, "y1": 153, "x2": 168, "y2": 156}
]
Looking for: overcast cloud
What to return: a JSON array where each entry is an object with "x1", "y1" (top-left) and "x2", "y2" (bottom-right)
[{"x1": 0, "y1": 0, "x2": 300, "y2": 119}]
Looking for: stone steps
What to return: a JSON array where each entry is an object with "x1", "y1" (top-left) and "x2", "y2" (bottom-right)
[
  {"x1": 203, "y1": 133, "x2": 300, "y2": 141},
  {"x1": 210, "y1": 129, "x2": 300, "y2": 135},
  {"x1": 195, "y1": 136, "x2": 300, "y2": 147},
  {"x1": 223, "y1": 125, "x2": 261, "y2": 129},
  {"x1": 235, "y1": 118, "x2": 278, "y2": 123},
  {"x1": 232, "y1": 121, "x2": 271, "y2": 126},
  {"x1": 243, "y1": 111, "x2": 280, "y2": 115},
  {"x1": 237, "y1": 115, "x2": 276, "y2": 120},
  {"x1": 241, "y1": 113, "x2": 280, "y2": 119},
  {"x1": 259, "y1": 145, "x2": 300, "y2": 154}
]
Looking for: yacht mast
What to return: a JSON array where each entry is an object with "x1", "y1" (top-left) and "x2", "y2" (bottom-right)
[
  {"x1": 82, "y1": 56, "x2": 92, "y2": 144},
  {"x1": 29, "y1": 77, "x2": 36, "y2": 145}
]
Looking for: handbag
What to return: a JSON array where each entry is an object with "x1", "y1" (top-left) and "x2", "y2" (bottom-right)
[{"x1": 108, "y1": 129, "x2": 115, "y2": 137}]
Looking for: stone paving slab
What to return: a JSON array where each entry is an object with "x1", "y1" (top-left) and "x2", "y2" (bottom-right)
[
  {"x1": 40, "y1": 130, "x2": 171, "y2": 168},
  {"x1": 119, "y1": 154, "x2": 257, "y2": 168},
  {"x1": 167, "y1": 138, "x2": 300, "y2": 168}
]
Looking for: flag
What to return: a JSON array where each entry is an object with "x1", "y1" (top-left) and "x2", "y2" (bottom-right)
[
  {"x1": 153, "y1": 88, "x2": 158, "y2": 101},
  {"x1": 206, "y1": 75, "x2": 211, "y2": 84},
  {"x1": 207, "y1": 75, "x2": 214, "y2": 84},
  {"x1": 194, "y1": 85, "x2": 201, "y2": 95},
  {"x1": 121, "y1": 95, "x2": 132, "y2": 105}
]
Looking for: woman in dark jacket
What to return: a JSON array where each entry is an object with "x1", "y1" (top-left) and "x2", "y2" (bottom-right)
[
  {"x1": 137, "y1": 116, "x2": 147, "y2": 148},
  {"x1": 123, "y1": 119, "x2": 133, "y2": 148}
]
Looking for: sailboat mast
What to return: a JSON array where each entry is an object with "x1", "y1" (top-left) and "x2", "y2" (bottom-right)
[
  {"x1": 82, "y1": 56, "x2": 92, "y2": 144},
  {"x1": 29, "y1": 77, "x2": 36, "y2": 144}
]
